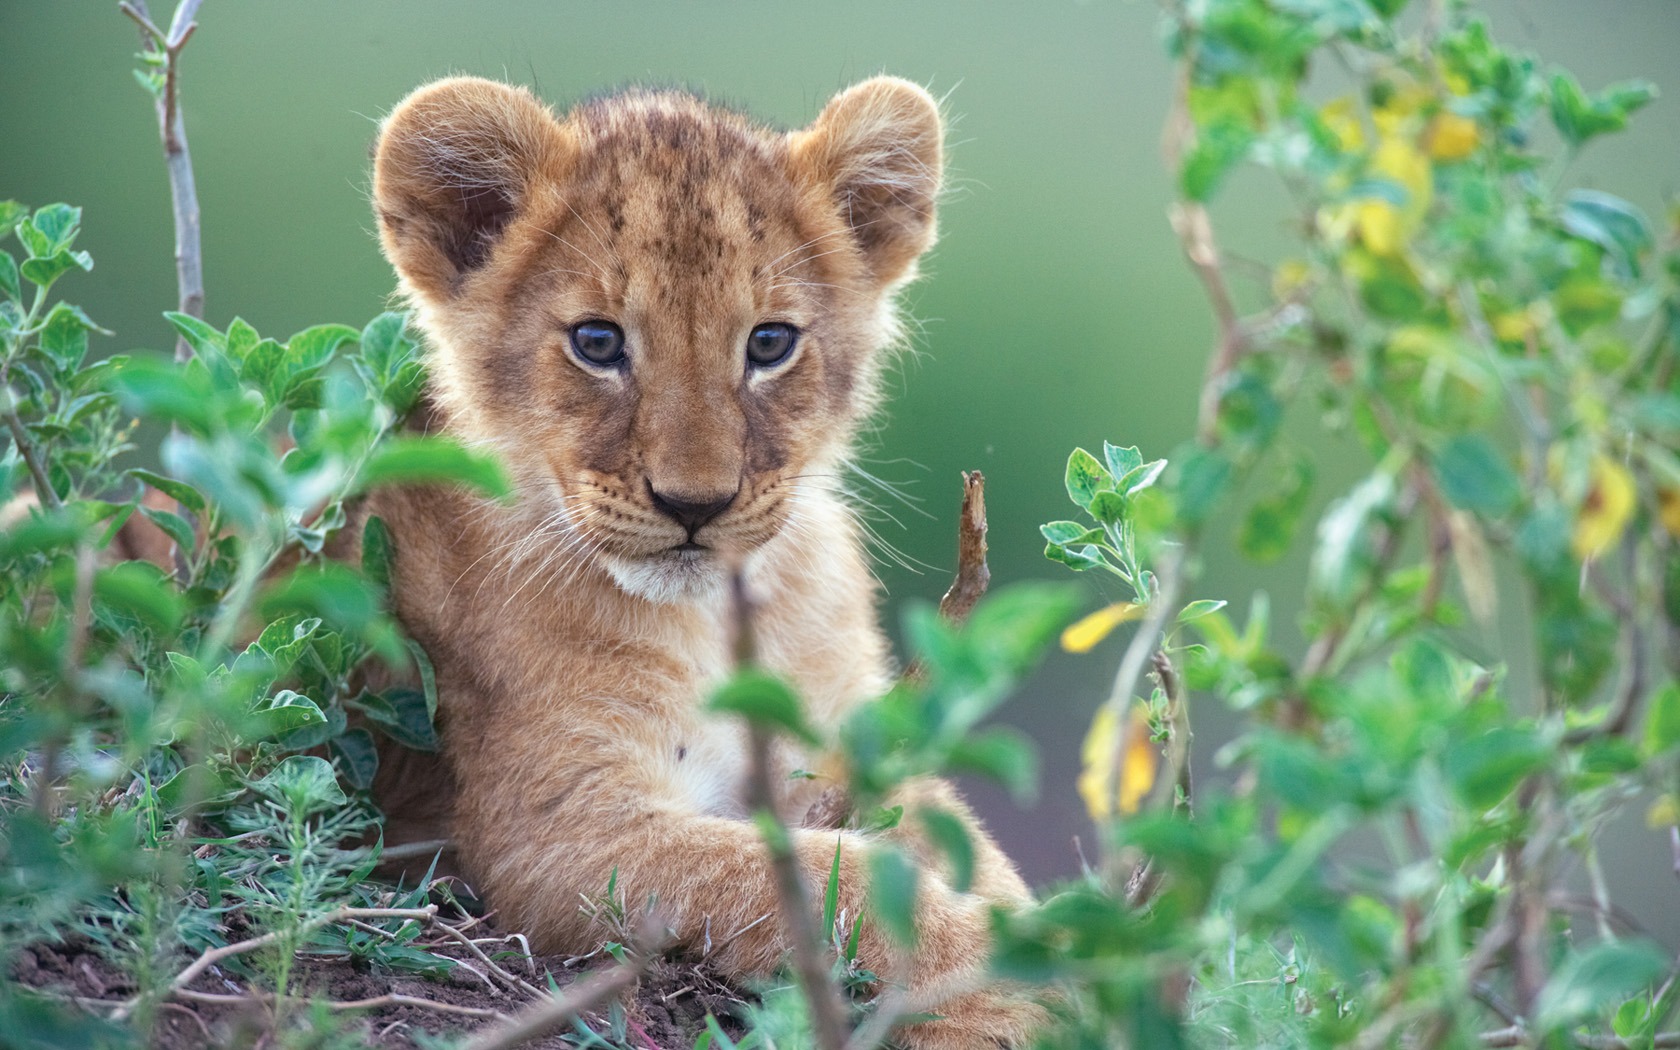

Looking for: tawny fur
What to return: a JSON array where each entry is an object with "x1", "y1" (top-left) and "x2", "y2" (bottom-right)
[{"x1": 366, "y1": 75, "x2": 1044, "y2": 1049}]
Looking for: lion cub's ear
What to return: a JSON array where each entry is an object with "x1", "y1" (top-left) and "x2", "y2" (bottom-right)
[
  {"x1": 791, "y1": 77, "x2": 944, "y2": 289},
  {"x1": 373, "y1": 76, "x2": 571, "y2": 302}
]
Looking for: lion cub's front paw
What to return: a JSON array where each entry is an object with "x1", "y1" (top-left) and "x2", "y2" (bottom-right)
[{"x1": 891, "y1": 985, "x2": 1051, "y2": 1050}]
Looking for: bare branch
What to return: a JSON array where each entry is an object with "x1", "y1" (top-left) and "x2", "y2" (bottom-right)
[
  {"x1": 174, "y1": 987, "x2": 508, "y2": 1021},
  {"x1": 730, "y1": 571, "x2": 852, "y2": 1050},
  {"x1": 112, "y1": 905, "x2": 439, "y2": 1020},
  {"x1": 120, "y1": 0, "x2": 205, "y2": 361},
  {"x1": 1, "y1": 390, "x2": 63, "y2": 511},
  {"x1": 937, "y1": 470, "x2": 990, "y2": 625},
  {"x1": 1170, "y1": 199, "x2": 1249, "y2": 446},
  {"x1": 460, "y1": 920, "x2": 664, "y2": 1050}
]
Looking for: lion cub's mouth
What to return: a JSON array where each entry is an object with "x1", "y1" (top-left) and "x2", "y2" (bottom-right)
[{"x1": 672, "y1": 541, "x2": 707, "y2": 553}]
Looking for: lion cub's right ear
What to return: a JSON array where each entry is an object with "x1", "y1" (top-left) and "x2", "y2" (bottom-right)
[{"x1": 373, "y1": 77, "x2": 571, "y2": 302}]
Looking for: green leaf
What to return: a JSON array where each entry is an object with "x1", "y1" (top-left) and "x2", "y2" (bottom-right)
[
  {"x1": 1549, "y1": 72, "x2": 1657, "y2": 147},
  {"x1": 1087, "y1": 490, "x2": 1128, "y2": 526},
  {"x1": 868, "y1": 846, "x2": 920, "y2": 948},
  {"x1": 224, "y1": 317, "x2": 261, "y2": 364},
  {"x1": 963, "y1": 582, "x2": 1083, "y2": 681},
  {"x1": 37, "y1": 303, "x2": 101, "y2": 372},
  {"x1": 127, "y1": 468, "x2": 205, "y2": 514},
  {"x1": 0, "y1": 250, "x2": 18, "y2": 304},
  {"x1": 93, "y1": 561, "x2": 184, "y2": 633},
  {"x1": 920, "y1": 808, "x2": 975, "y2": 894},
  {"x1": 1104, "y1": 443, "x2": 1143, "y2": 480},
  {"x1": 1044, "y1": 543, "x2": 1106, "y2": 572},
  {"x1": 1064, "y1": 448, "x2": 1112, "y2": 510},
  {"x1": 29, "y1": 204, "x2": 81, "y2": 252},
  {"x1": 1181, "y1": 119, "x2": 1256, "y2": 202},
  {"x1": 1560, "y1": 189, "x2": 1653, "y2": 280},
  {"x1": 0, "y1": 201, "x2": 26, "y2": 236},
  {"x1": 708, "y1": 670, "x2": 818, "y2": 744},
  {"x1": 332, "y1": 728, "x2": 380, "y2": 791},
  {"x1": 362, "y1": 514, "x2": 395, "y2": 590},
  {"x1": 358, "y1": 436, "x2": 512, "y2": 501},
  {"x1": 163, "y1": 312, "x2": 226, "y2": 357},
  {"x1": 1538, "y1": 941, "x2": 1667, "y2": 1034},
  {"x1": 353, "y1": 688, "x2": 440, "y2": 752},
  {"x1": 358, "y1": 311, "x2": 412, "y2": 377},
  {"x1": 139, "y1": 506, "x2": 196, "y2": 556},
  {"x1": 20, "y1": 249, "x2": 93, "y2": 289},
  {"x1": 1643, "y1": 684, "x2": 1680, "y2": 756},
  {"x1": 251, "y1": 690, "x2": 329, "y2": 738},
  {"x1": 237, "y1": 338, "x2": 289, "y2": 405},
  {"x1": 1238, "y1": 457, "x2": 1314, "y2": 563},
  {"x1": 1257, "y1": 735, "x2": 1355, "y2": 812},
  {"x1": 109, "y1": 355, "x2": 218, "y2": 433},
  {"x1": 1118, "y1": 459, "x2": 1167, "y2": 495},
  {"x1": 1173, "y1": 446, "x2": 1233, "y2": 530},
  {"x1": 259, "y1": 564, "x2": 382, "y2": 635},
  {"x1": 1443, "y1": 726, "x2": 1550, "y2": 809},
  {"x1": 252, "y1": 755, "x2": 348, "y2": 817},
  {"x1": 1176, "y1": 599, "x2": 1228, "y2": 624},
  {"x1": 948, "y1": 727, "x2": 1038, "y2": 804},
  {"x1": 408, "y1": 638, "x2": 439, "y2": 721},
  {"x1": 1433, "y1": 435, "x2": 1522, "y2": 517},
  {"x1": 287, "y1": 323, "x2": 360, "y2": 372},
  {"x1": 1039, "y1": 521, "x2": 1088, "y2": 546},
  {"x1": 822, "y1": 840, "x2": 843, "y2": 934},
  {"x1": 1309, "y1": 472, "x2": 1396, "y2": 612}
]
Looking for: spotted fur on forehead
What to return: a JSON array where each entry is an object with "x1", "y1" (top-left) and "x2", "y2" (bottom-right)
[{"x1": 560, "y1": 91, "x2": 818, "y2": 301}]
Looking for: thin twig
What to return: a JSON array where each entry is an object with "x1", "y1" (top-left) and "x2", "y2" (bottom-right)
[
  {"x1": 1481, "y1": 1027, "x2": 1680, "y2": 1049},
  {"x1": 1171, "y1": 199, "x2": 1249, "y2": 445},
  {"x1": 460, "y1": 930, "x2": 661, "y2": 1050},
  {"x1": 1098, "y1": 546, "x2": 1184, "y2": 887},
  {"x1": 428, "y1": 917, "x2": 547, "y2": 998},
  {"x1": 2, "y1": 398, "x2": 63, "y2": 511},
  {"x1": 729, "y1": 572, "x2": 851, "y2": 1050},
  {"x1": 173, "y1": 986, "x2": 507, "y2": 1021},
  {"x1": 112, "y1": 904, "x2": 439, "y2": 1020},
  {"x1": 120, "y1": 0, "x2": 204, "y2": 362}
]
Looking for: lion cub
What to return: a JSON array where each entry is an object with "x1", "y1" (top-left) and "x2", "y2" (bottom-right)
[{"x1": 368, "y1": 76, "x2": 1043, "y2": 1048}]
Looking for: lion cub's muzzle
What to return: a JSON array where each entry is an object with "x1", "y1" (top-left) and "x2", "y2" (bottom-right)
[{"x1": 645, "y1": 480, "x2": 738, "y2": 542}]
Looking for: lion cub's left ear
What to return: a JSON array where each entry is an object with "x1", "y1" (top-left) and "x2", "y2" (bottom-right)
[{"x1": 790, "y1": 77, "x2": 944, "y2": 289}]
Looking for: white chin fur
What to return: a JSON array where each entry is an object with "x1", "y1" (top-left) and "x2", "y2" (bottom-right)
[{"x1": 604, "y1": 550, "x2": 728, "y2": 605}]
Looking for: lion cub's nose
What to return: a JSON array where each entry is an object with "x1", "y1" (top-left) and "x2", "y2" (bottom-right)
[{"x1": 646, "y1": 483, "x2": 737, "y2": 535}]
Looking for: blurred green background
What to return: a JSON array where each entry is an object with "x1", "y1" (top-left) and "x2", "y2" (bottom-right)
[{"x1": 3, "y1": 0, "x2": 1677, "y2": 921}]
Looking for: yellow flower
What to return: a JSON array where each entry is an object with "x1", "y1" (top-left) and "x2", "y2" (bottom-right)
[
  {"x1": 1373, "y1": 136, "x2": 1433, "y2": 219},
  {"x1": 1372, "y1": 81, "x2": 1431, "y2": 136},
  {"x1": 1077, "y1": 702, "x2": 1159, "y2": 821},
  {"x1": 1658, "y1": 487, "x2": 1680, "y2": 538},
  {"x1": 1319, "y1": 97, "x2": 1366, "y2": 152},
  {"x1": 1342, "y1": 136, "x2": 1432, "y2": 256},
  {"x1": 1572, "y1": 455, "x2": 1637, "y2": 561},
  {"x1": 1425, "y1": 112, "x2": 1479, "y2": 162},
  {"x1": 1061, "y1": 602, "x2": 1144, "y2": 654},
  {"x1": 1355, "y1": 200, "x2": 1404, "y2": 256}
]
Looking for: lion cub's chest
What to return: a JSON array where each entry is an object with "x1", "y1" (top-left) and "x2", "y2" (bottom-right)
[{"x1": 669, "y1": 712, "x2": 751, "y2": 818}]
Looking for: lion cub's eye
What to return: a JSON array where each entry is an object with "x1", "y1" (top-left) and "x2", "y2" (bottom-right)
[
  {"x1": 746, "y1": 323, "x2": 799, "y2": 368},
  {"x1": 569, "y1": 320, "x2": 627, "y2": 367}
]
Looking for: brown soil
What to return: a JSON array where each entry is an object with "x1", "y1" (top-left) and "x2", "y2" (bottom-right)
[{"x1": 13, "y1": 926, "x2": 753, "y2": 1049}]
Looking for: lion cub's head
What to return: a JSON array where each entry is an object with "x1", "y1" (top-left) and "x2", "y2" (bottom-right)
[{"x1": 372, "y1": 76, "x2": 942, "y2": 602}]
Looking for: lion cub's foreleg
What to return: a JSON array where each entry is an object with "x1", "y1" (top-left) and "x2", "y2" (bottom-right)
[{"x1": 444, "y1": 694, "x2": 1042, "y2": 1049}]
